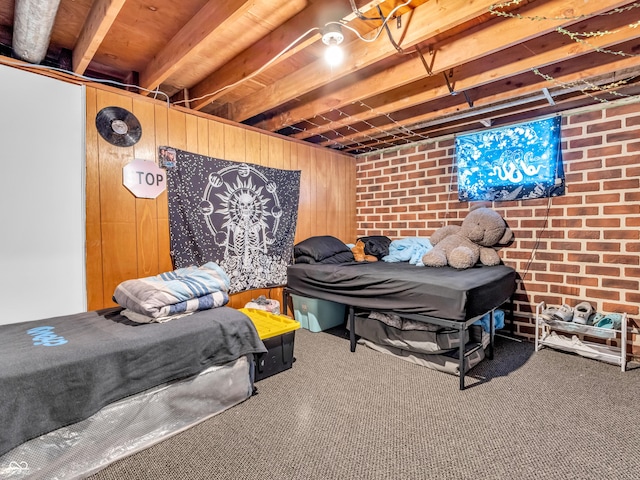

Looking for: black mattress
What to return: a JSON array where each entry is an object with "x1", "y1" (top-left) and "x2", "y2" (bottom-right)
[
  {"x1": 0, "y1": 306, "x2": 266, "y2": 457},
  {"x1": 287, "y1": 262, "x2": 516, "y2": 321}
]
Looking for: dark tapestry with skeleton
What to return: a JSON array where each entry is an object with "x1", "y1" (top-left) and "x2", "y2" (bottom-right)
[{"x1": 161, "y1": 147, "x2": 301, "y2": 293}]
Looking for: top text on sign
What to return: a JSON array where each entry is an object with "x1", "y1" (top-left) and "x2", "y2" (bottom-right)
[{"x1": 123, "y1": 158, "x2": 166, "y2": 199}]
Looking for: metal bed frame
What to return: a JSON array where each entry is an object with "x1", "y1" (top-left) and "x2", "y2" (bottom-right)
[{"x1": 283, "y1": 287, "x2": 497, "y2": 390}]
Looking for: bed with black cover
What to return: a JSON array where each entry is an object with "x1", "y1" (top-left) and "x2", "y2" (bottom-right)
[
  {"x1": 0, "y1": 305, "x2": 266, "y2": 478},
  {"x1": 284, "y1": 236, "x2": 516, "y2": 389}
]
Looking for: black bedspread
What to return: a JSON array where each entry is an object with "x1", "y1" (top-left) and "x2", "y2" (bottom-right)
[
  {"x1": 287, "y1": 262, "x2": 516, "y2": 320},
  {"x1": 0, "y1": 307, "x2": 266, "y2": 457}
]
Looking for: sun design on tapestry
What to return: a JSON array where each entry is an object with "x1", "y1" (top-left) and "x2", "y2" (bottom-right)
[
  {"x1": 164, "y1": 147, "x2": 300, "y2": 293},
  {"x1": 200, "y1": 164, "x2": 284, "y2": 290}
]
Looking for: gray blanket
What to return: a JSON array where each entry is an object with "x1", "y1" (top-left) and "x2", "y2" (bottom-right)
[
  {"x1": 112, "y1": 262, "x2": 230, "y2": 321},
  {"x1": 0, "y1": 307, "x2": 266, "y2": 457}
]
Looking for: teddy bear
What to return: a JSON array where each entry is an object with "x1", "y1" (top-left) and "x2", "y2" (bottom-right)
[
  {"x1": 351, "y1": 239, "x2": 378, "y2": 262},
  {"x1": 422, "y1": 206, "x2": 513, "y2": 269}
]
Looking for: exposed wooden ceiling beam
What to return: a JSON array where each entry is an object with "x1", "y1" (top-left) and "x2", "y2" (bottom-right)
[
  {"x1": 72, "y1": 0, "x2": 127, "y2": 75},
  {"x1": 255, "y1": 0, "x2": 634, "y2": 133},
  {"x1": 338, "y1": 96, "x2": 579, "y2": 153},
  {"x1": 188, "y1": 0, "x2": 385, "y2": 111},
  {"x1": 139, "y1": 0, "x2": 255, "y2": 92},
  {"x1": 227, "y1": 0, "x2": 504, "y2": 122},
  {"x1": 291, "y1": 11, "x2": 640, "y2": 140},
  {"x1": 462, "y1": 62, "x2": 640, "y2": 124},
  {"x1": 330, "y1": 55, "x2": 640, "y2": 148},
  {"x1": 341, "y1": 85, "x2": 640, "y2": 153}
]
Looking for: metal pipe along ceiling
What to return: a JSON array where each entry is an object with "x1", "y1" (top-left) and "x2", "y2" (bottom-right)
[{"x1": 12, "y1": 0, "x2": 62, "y2": 64}]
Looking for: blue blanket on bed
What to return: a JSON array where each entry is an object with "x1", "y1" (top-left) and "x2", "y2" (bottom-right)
[
  {"x1": 113, "y1": 262, "x2": 230, "y2": 320},
  {"x1": 382, "y1": 237, "x2": 433, "y2": 265}
]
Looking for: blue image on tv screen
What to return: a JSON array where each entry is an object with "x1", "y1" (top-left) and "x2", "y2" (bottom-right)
[{"x1": 456, "y1": 116, "x2": 565, "y2": 202}]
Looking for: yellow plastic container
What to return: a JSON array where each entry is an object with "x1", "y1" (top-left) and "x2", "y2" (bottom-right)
[{"x1": 239, "y1": 308, "x2": 300, "y2": 340}]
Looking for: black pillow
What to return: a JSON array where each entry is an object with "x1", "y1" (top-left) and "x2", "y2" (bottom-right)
[
  {"x1": 294, "y1": 235, "x2": 352, "y2": 262},
  {"x1": 294, "y1": 254, "x2": 317, "y2": 264},
  {"x1": 357, "y1": 236, "x2": 392, "y2": 259},
  {"x1": 322, "y1": 251, "x2": 355, "y2": 264},
  {"x1": 295, "y1": 251, "x2": 355, "y2": 264}
]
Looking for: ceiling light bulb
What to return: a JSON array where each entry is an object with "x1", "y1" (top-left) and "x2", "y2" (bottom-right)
[
  {"x1": 321, "y1": 23, "x2": 344, "y2": 67},
  {"x1": 324, "y1": 42, "x2": 344, "y2": 66},
  {"x1": 321, "y1": 24, "x2": 344, "y2": 46}
]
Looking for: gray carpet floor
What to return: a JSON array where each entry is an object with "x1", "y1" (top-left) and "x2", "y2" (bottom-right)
[{"x1": 90, "y1": 327, "x2": 640, "y2": 480}]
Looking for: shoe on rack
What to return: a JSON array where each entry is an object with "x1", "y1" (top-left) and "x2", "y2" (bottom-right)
[
  {"x1": 539, "y1": 303, "x2": 559, "y2": 322},
  {"x1": 593, "y1": 313, "x2": 623, "y2": 330},
  {"x1": 573, "y1": 302, "x2": 593, "y2": 325},
  {"x1": 588, "y1": 312, "x2": 605, "y2": 326},
  {"x1": 552, "y1": 304, "x2": 574, "y2": 322}
]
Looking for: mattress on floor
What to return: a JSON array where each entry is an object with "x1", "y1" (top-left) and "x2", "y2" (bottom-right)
[
  {"x1": 0, "y1": 306, "x2": 266, "y2": 457},
  {"x1": 287, "y1": 262, "x2": 516, "y2": 320},
  {"x1": 0, "y1": 355, "x2": 254, "y2": 480}
]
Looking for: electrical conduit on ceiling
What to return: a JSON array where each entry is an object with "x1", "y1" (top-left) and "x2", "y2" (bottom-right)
[{"x1": 12, "y1": 0, "x2": 62, "y2": 64}]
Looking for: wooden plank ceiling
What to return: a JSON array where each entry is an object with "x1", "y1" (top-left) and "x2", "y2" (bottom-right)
[{"x1": 1, "y1": 0, "x2": 640, "y2": 155}]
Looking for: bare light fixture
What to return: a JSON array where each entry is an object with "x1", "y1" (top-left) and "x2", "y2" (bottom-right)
[{"x1": 322, "y1": 23, "x2": 344, "y2": 67}]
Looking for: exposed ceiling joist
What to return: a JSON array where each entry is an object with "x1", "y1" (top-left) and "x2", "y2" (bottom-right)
[
  {"x1": 262, "y1": 0, "x2": 635, "y2": 135},
  {"x1": 188, "y1": 0, "x2": 385, "y2": 111},
  {"x1": 322, "y1": 54, "x2": 640, "y2": 149},
  {"x1": 228, "y1": 0, "x2": 504, "y2": 123},
  {"x1": 72, "y1": 0, "x2": 126, "y2": 74},
  {"x1": 294, "y1": 8, "x2": 640, "y2": 142},
  {"x1": 140, "y1": 0, "x2": 256, "y2": 92}
]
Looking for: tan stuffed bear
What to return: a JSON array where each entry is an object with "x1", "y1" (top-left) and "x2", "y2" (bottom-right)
[
  {"x1": 351, "y1": 240, "x2": 378, "y2": 262},
  {"x1": 422, "y1": 206, "x2": 513, "y2": 269}
]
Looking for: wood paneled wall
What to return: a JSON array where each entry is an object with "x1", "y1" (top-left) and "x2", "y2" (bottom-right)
[{"x1": 86, "y1": 85, "x2": 357, "y2": 311}]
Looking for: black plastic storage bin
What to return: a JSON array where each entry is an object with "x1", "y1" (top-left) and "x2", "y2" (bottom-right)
[
  {"x1": 254, "y1": 331, "x2": 296, "y2": 381},
  {"x1": 240, "y1": 308, "x2": 300, "y2": 381}
]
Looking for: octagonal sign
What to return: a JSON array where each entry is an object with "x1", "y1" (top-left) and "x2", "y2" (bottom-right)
[{"x1": 123, "y1": 158, "x2": 166, "y2": 199}]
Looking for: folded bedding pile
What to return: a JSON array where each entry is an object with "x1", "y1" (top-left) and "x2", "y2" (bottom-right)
[{"x1": 113, "y1": 262, "x2": 230, "y2": 323}]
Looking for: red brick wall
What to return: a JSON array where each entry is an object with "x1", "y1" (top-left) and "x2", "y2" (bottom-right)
[{"x1": 356, "y1": 102, "x2": 640, "y2": 359}]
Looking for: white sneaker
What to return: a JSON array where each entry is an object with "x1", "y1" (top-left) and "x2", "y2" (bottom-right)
[
  {"x1": 552, "y1": 304, "x2": 573, "y2": 322},
  {"x1": 573, "y1": 302, "x2": 592, "y2": 325}
]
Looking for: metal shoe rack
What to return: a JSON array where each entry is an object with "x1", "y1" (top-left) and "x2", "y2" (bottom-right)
[{"x1": 534, "y1": 302, "x2": 627, "y2": 372}]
